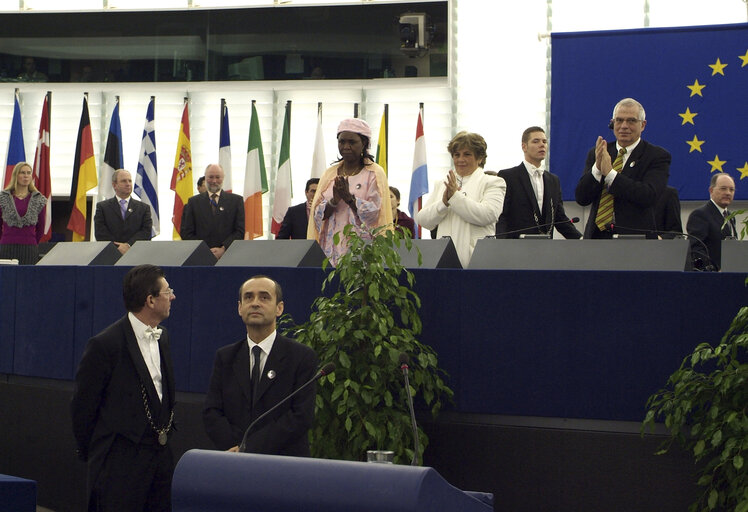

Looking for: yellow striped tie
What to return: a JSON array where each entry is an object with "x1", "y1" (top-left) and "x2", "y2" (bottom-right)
[{"x1": 595, "y1": 147, "x2": 627, "y2": 230}]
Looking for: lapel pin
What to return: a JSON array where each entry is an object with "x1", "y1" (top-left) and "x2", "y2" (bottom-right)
[
  {"x1": 127, "y1": 208, "x2": 132, "y2": 213},
  {"x1": 219, "y1": 206, "x2": 225, "y2": 211},
  {"x1": 267, "y1": 370, "x2": 276, "y2": 379},
  {"x1": 629, "y1": 161, "x2": 636, "y2": 167}
]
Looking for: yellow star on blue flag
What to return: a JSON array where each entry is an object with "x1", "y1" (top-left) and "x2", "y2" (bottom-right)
[
  {"x1": 686, "y1": 135, "x2": 705, "y2": 153},
  {"x1": 707, "y1": 155, "x2": 726, "y2": 172}
]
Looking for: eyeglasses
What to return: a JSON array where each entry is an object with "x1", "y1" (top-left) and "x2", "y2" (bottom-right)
[
  {"x1": 156, "y1": 288, "x2": 174, "y2": 296},
  {"x1": 612, "y1": 117, "x2": 642, "y2": 125}
]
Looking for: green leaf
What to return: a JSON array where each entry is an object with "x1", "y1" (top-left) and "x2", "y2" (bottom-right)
[
  {"x1": 707, "y1": 489, "x2": 718, "y2": 509},
  {"x1": 736, "y1": 499, "x2": 748, "y2": 512},
  {"x1": 338, "y1": 351, "x2": 351, "y2": 369},
  {"x1": 345, "y1": 416, "x2": 352, "y2": 433},
  {"x1": 694, "y1": 440, "x2": 705, "y2": 456},
  {"x1": 711, "y1": 430, "x2": 722, "y2": 447},
  {"x1": 734, "y1": 454, "x2": 744, "y2": 470}
]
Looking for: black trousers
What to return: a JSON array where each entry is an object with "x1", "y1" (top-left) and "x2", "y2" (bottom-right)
[{"x1": 91, "y1": 435, "x2": 173, "y2": 512}]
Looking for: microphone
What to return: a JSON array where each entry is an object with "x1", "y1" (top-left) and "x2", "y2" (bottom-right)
[
  {"x1": 399, "y1": 352, "x2": 420, "y2": 466},
  {"x1": 495, "y1": 217, "x2": 580, "y2": 239},
  {"x1": 238, "y1": 362, "x2": 335, "y2": 453},
  {"x1": 608, "y1": 223, "x2": 715, "y2": 271}
]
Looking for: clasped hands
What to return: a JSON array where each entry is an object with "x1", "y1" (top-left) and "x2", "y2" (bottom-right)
[
  {"x1": 442, "y1": 170, "x2": 459, "y2": 206},
  {"x1": 595, "y1": 136, "x2": 613, "y2": 177},
  {"x1": 330, "y1": 176, "x2": 355, "y2": 208}
]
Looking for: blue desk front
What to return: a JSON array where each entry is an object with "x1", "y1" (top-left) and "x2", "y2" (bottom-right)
[{"x1": 1, "y1": 266, "x2": 745, "y2": 422}]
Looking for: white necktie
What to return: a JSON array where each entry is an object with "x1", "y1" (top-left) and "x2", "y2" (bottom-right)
[{"x1": 532, "y1": 169, "x2": 543, "y2": 209}]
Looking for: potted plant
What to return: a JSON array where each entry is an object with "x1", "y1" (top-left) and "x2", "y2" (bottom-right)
[
  {"x1": 289, "y1": 224, "x2": 453, "y2": 464},
  {"x1": 643, "y1": 237, "x2": 748, "y2": 512}
]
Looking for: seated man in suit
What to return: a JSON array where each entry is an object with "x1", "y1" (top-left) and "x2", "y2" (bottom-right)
[
  {"x1": 686, "y1": 173, "x2": 737, "y2": 271},
  {"x1": 94, "y1": 169, "x2": 153, "y2": 254},
  {"x1": 180, "y1": 163, "x2": 244, "y2": 260},
  {"x1": 203, "y1": 275, "x2": 318, "y2": 455},
  {"x1": 276, "y1": 178, "x2": 319, "y2": 239},
  {"x1": 497, "y1": 126, "x2": 581, "y2": 239},
  {"x1": 575, "y1": 98, "x2": 670, "y2": 238}
]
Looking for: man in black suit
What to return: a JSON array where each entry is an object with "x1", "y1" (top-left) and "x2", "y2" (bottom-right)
[
  {"x1": 71, "y1": 265, "x2": 176, "y2": 512},
  {"x1": 94, "y1": 169, "x2": 152, "y2": 254},
  {"x1": 276, "y1": 178, "x2": 318, "y2": 239},
  {"x1": 203, "y1": 275, "x2": 318, "y2": 455},
  {"x1": 654, "y1": 186, "x2": 683, "y2": 238},
  {"x1": 575, "y1": 98, "x2": 670, "y2": 239},
  {"x1": 497, "y1": 126, "x2": 581, "y2": 239},
  {"x1": 686, "y1": 173, "x2": 737, "y2": 271},
  {"x1": 180, "y1": 163, "x2": 244, "y2": 259}
]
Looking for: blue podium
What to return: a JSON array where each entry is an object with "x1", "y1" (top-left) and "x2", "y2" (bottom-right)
[
  {"x1": 172, "y1": 450, "x2": 492, "y2": 512},
  {"x1": 0, "y1": 474, "x2": 36, "y2": 512}
]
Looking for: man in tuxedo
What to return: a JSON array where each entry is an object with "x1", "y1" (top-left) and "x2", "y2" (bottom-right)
[
  {"x1": 575, "y1": 98, "x2": 670, "y2": 239},
  {"x1": 71, "y1": 264, "x2": 176, "y2": 512},
  {"x1": 276, "y1": 178, "x2": 319, "y2": 239},
  {"x1": 497, "y1": 126, "x2": 581, "y2": 239},
  {"x1": 686, "y1": 173, "x2": 737, "y2": 271},
  {"x1": 180, "y1": 163, "x2": 244, "y2": 259},
  {"x1": 203, "y1": 275, "x2": 318, "y2": 455},
  {"x1": 94, "y1": 169, "x2": 153, "y2": 254}
]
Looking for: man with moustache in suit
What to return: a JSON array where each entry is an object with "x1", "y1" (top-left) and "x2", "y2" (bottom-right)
[
  {"x1": 575, "y1": 98, "x2": 670, "y2": 239},
  {"x1": 203, "y1": 275, "x2": 318, "y2": 455},
  {"x1": 94, "y1": 169, "x2": 153, "y2": 254},
  {"x1": 181, "y1": 163, "x2": 244, "y2": 260},
  {"x1": 687, "y1": 173, "x2": 737, "y2": 271},
  {"x1": 497, "y1": 126, "x2": 581, "y2": 239},
  {"x1": 71, "y1": 265, "x2": 176, "y2": 511}
]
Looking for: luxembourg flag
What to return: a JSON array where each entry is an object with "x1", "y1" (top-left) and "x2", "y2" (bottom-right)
[
  {"x1": 219, "y1": 100, "x2": 233, "y2": 193},
  {"x1": 408, "y1": 105, "x2": 429, "y2": 238},
  {"x1": 4, "y1": 92, "x2": 26, "y2": 188}
]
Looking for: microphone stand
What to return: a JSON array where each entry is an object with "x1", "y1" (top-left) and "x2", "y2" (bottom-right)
[
  {"x1": 238, "y1": 362, "x2": 335, "y2": 453},
  {"x1": 399, "y1": 353, "x2": 420, "y2": 466}
]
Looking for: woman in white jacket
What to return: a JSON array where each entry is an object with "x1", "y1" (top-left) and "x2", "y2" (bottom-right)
[{"x1": 416, "y1": 132, "x2": 506, "y2": 268}]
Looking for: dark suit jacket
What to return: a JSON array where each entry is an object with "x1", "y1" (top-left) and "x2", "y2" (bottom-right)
[
  {"x1": 686, "y1": 200, "x2": 736, "y2": 271},
  {"x1": 94, "y1": 196, "x2": 153, "y2": 245},
  {"x1": 70, "y1": 316, "x2": 175, "y2": 507},
  {"x1": 575, "y1": 140, "x2": 670, "y2": 238},
  {"x1": 181, "y1": 191, "x2": 244, "y2": 248},
  {"x1": 497, "y1": 163, "x2": 581, "y2": 239},
  {"x1": 276, "y1": 202, "x2": 309, "y2": 239},
  {"x1": 654, "y1": 186, "x2": 683, "y2": 238},
  {"x1": 203, "y1": 335, "x2": 318, "y2": 456}
]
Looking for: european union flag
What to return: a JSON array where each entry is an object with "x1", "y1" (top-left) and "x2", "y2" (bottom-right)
[{"x1": 550, "y1": 23, "x2": 748, "y2": 201}]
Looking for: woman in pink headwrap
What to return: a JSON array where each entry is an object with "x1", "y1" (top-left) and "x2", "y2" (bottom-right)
[{"x1": 307, "y1": 118, "x2": 392, "y2": 266}]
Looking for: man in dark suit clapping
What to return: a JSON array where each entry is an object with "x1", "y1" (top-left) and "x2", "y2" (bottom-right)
[
  {"x1": 497, "y1": 126, "x2": 581, "y2": 239},
  {"x1": 203, "y1": 275, "x2": 318, "y2": 455},
  {"x1": 71, "y1": 265, "x2": 177, "y2": 511},
  {"x1": 276, "y1": 178, "x2": 319, "y2": 239},
  {"x1": 575, "y1": 98, "x2": 670, "y2": 239},
  {"x1": 94, "y1": 169, "x2": 153, "y2": 254}
]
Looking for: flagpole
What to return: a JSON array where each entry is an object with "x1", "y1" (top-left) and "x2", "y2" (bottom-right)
[
  {"x1": 417, "y1": 102, "x2": 424, "y2": 239},
  {"x1": 353, "y1": 103, "x2": 359, "y2": 118}
]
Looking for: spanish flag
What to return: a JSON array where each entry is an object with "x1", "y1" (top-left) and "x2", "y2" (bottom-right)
[
  {"x1": 67, "y1": 95, "x2": 97, "y2": 242},
  {"x1": 170, "y1": 100, "x2": 193, "y2": 239}
]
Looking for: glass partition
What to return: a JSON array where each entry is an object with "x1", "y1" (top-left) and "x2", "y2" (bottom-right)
[{"x1": 0, "y1": 3, "x2": 447, "y2": 83}]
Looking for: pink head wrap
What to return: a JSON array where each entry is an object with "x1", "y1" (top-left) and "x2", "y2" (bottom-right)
[{"x1": 337, "y1": 118, "x2": 372, "y2": 148}]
